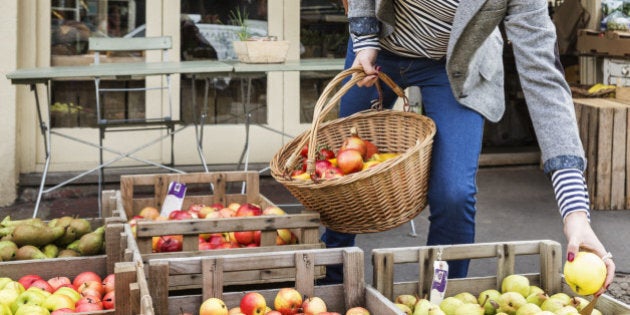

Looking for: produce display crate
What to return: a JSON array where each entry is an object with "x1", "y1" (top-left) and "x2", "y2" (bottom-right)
[
  {"x1": 147, "y1": 247, "x2": 402, "y2": 315},
  {"x1": 119, "y1": 171, "x2": 325, "y2": 287},
  {"x1": 371, "y1": 240, "x2": 630, "y2": 315},
  {"x1": 577, "y1": 29, "x2": 630, "y2": 57},
  {"x1": 0, "y1": 222, "x2": 152, "y2": 315},
  {"x1": 573, "y1": 98, "x2": 630, "y2": 210}
]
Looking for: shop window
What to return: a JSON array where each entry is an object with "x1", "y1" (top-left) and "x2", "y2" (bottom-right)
[
  {"x1": 50, "y1": 0, "x2": 147, "y2": 128},
  {"x1": 299, "y1": 0, "x2": 347, "y2": 123},
  {"x1": 180, "y1": 0, "x2": 269, "y2": 125}
]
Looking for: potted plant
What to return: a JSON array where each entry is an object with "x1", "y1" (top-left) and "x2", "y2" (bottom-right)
[{"x1": 230, "y1": 9, "x2": 289, "y2": 63}]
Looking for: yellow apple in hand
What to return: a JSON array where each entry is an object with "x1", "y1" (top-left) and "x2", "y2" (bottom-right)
[{"x1": 563, "y1": 251, "x2": 606, "y2": 296}]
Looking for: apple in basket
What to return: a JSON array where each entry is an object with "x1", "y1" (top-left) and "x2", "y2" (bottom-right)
[
  {"x1": 336, "y1": 149, "x2": 364, "y2": 175},
  {"x1": 340, "y1": 127, "x2": 367, "y2": 159}
]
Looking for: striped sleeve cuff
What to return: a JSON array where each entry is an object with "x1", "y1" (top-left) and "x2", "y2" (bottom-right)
[
  {"x1": 351, "y1": 34, "x2": 380, "y2": 52},
  {"x1": 551, "y1": 168, "x2": 591, "y2": 222}
]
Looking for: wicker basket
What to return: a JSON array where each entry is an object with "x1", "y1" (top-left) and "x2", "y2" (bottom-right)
[{"x1": 270, "y1": 68, "x2": 436, "y2": 233}]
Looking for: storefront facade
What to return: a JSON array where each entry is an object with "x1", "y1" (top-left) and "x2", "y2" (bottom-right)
[{"x1": 0, "y1": 0, "x2": 348, "y2": 206}]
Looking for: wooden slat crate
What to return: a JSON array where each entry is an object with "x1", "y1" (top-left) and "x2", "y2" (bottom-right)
[
  {"x1": 573, "y1": 98, "x2": 630, "y2": 210},
  {"x1": 119, "y1": 171, "x2": 325, "y2": 287},
  {"x1": 147, "y1": 247, "x2": 402, "y2": 315},
  {"x1": 371, "y1": 240, "x2": 630, "y2": 315}
]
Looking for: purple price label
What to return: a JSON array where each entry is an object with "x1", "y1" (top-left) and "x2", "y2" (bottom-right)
[
  {"x1": 431, "y1": 268, "x2": 448, "y2": 292},
  {"x1": 168, "y1": 182, "x2": 186, "y2": 198}
]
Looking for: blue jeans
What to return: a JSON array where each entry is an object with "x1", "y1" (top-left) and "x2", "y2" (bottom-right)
[{"x1": 321, "y1": 42, "x2": 484, "y2": 282}]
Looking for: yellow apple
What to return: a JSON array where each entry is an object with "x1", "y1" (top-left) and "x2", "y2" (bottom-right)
[{"x1": 563, "y1": 251, "x2": 606, "y2": 296}]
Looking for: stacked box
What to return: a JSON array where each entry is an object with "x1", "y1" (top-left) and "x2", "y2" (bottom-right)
[
  {"x1": 147, "y1": 247, "x2": 402, "y2": 315},
  {"x1": 371, "y1": 240, "x2": 630, "y2": 314},
  {"x1": 577, "y1": 29, "x2": 630, "y2": 57},
  {"x1": 118, "y1": 171, "x2": 325, "y2": 287}
]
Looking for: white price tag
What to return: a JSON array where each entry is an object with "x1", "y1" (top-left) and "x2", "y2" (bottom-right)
[
  {"x1": 429, "y1": 249, "x2": 449, "y2": 305},
  {"x1": 160, "y1": 181, "x2": 187, "y2": 217}
]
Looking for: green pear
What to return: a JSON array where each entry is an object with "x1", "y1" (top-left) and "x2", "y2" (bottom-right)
[
  {"x1": 74, "y1": 226, "x2": 105, "y2": 255},
  {"x1": 57, "y1": 248, "x2": 80, "y2": 257},
  {"x1": 440, "y1": 297, "x2": 464, "y2": 315},
  {"x1": 396, "y1": 294, "x2": 418, "y2": 310},
  {"x1": 501, "y1": 275, "x2": 530, "y2": 297},
  {"x1": 497, "y1": 292, "x2": 527, "y2": 315},
  {"x1": 428, "y1": 305, "x2": 446, "y2": 315},
  {"x1": 395, "y1": 303, "x2": 413, "y2": 315},
  {"x1": 548, "y1": 293, "x2": 571, "y2": 305},
  {"x1": 0, "y1": 240, "x2": 18, "y2": 261},
  {"x1": 413, "y1": 299, "x2": 433, "y2": 315},
  {"x1": 47, "y1": 216, "x2": 73, "y2": 228},
  {"x1": 477, "y1": 289, "x2": 501, "y2": 315},
  {"x1": 68, "y1": 218, "x2": 93, "y2": 238},
  {"x1": 525, "y1": 292, "x2": 548, "y2": 306},
  {"x1": 0, "y1": 216, "x2": 43, "y2": 227},
  {"x1": 0, "y1": 226, "x2": 15, "y2": 238},
  {"x1": 41, "y1": 243, "x2": 59, "y2": 258},
  {"x1": 554, "y1": 305, "x2": 579, "y2": 315},
  {"x1": 454, "y1": 292, "x2": 478, "y2": 304},
  {"x1": 514, "y1": 303, "x2": 541, "y2": 315},
  {"x1": 540, "y1": 297, "x2": 565, "y2": 313},
  {"x1": 14, "y1": 245, "x2": 48, "y2": 260},
  {"x1": 454, "y1": 303, "x2": 484, "y2": 315},
  {"x1": 11, "y1": 224, "x2": 64, "y2": 247},
  {"x1": 527, "y1": 285, "x2": 544, "y2": 296}
]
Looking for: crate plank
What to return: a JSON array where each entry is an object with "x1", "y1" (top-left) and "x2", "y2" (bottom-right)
[{"x1": 611, "y1": 106, "x2": 627, "y2": 209}]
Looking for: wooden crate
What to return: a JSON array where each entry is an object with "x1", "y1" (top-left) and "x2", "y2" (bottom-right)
[
  {"x1": 573, "y1": 98, "x2": 630, "y2": 210},
  {"x1": 119, "y1": 171, "x2": 325, "y2": 287},
  {"x1": 0, "y1": 222, "x2": 151, "y2": 315},
  {"x1": 147, "y1": 247, "x2": 402, "y2": 315},
  {"x1": 371, "y1": 240, "x2": 630, "y2": 315}
]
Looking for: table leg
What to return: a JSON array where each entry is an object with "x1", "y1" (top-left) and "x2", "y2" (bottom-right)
[{"x1": 31, "y1": 82, "x2": 51, "y2": 218}]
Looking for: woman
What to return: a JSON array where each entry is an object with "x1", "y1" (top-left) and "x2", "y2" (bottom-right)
[{"x1": 321, "y1": 0, "x2": 615, "y2": 295}]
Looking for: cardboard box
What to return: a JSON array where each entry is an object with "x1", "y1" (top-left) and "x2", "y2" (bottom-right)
[
  {"x1": 577, "y1": 29, "x2": 630, "y2": 57},
  {"x1": 147, "y1": 247, "x2": 402, "y2": 315},
  {"x1": 119, "y1": 171, "x2": 325, "y2": 287},
  {"x1": 371, "y1": 240, "x2": 630, "y2": 315}
]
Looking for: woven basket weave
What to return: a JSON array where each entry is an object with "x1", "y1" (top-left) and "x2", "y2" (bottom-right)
[{"x1": 270, "y1": 68, "x2": 436, "y2": 233}]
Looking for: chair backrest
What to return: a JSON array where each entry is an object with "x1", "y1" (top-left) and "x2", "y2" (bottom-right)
[{"x1": 88, "y1": 36, "x2": 172, "y2": 63}]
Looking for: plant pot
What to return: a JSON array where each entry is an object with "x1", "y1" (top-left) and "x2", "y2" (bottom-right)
[{"x1": 232, "y1": 39, "x2": 289, "y2": 63}]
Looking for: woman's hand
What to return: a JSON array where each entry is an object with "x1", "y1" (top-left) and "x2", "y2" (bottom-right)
[
  {"x1": 563, "y1": 211, "x2": 615, "y2": 296},
  {"x1": 351, "y1": 48, "x2": 379, "y2": 87}
]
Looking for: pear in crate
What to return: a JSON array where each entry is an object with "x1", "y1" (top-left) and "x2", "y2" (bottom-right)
[
  {"x1": 14, "y1": 245, "x2": 47, "y2": 260},
  {"x1": 42, "y1": 243, "x2": 59, "y2": 258},
  {"x1": 11, "y1": 224, "x2": 65, "y2": 247},
  {"x1": 0, "y1": 216, "x2": 44, "y2": 227},
  {"x1": 0, "y1": 240, "x2": 18, "y2": 261},
  {"x1": 67, "y1": 226, "x2": 104, "y2": 255},
  {"x1": 57, "y1": 249, "x2": 80, "y2": 257}
]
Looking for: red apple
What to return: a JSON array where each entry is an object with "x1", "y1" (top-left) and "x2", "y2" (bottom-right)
[
  {"x1": 102, "y1": 290, "x2": 115, "y2": 310},
  {"x1": 323, "y1": 167, "x2": 344, "y2": 179},
  {"x1": 77, "y1": 280, "x2": 105, "y2": 298},
  {"x1": 168, "y1": 210, "x2": 193, "y2": 220},
  {"x1": 199, "y1": 241, "x2": 215, "y2": 251},
  {"x1": 138, "y1": 206, "x2": 160, "y2": 220},
  {"x1": 253, "y1": 230, "x2": 261, "y2": 246},
  {"x1": 18, "y1": 274, "x2": 44, "y2": 289},
  {"x1": 235, "y1": 203, "x2": 262, "y2": 217},
  {"x1": 364, "y1": 139, "x2": 378, "y2": 160},
  {"x1": 76, "y1": 295, "x2": 103, "y2": 310},
  {"x1": 199, "y1": 205, "x2": 221, "y2": 219},
  {"x1": 273, "y1": 288, "x2": 303, "y2": 315},
  {"x1": 336, "y1": 149, "x2": 364, "y2": 175},
  {"x1": 75, "y1": 300, "x2": 104, "y2": 312},
  {"x1": 156, "y1": 235, "x2": 183, "y2": 253},
  {"x1": 314, "y1": 159, "x2": 333, "y2": 178},
  {"x1": 233, "y1": 231, "x2": 256, "y2": 246},
  {"x1": 340, "y1": 128, "x2": 367, "y2": 158},
  {"x1": 72, "y1": 271, "x2": 102, "y2": 289},
  {"x1": 199, "y1": 297, "x2": 228, "y2": 315},
  {"x1": 240, "y1": 292, "x2": 267, "y2": 315},
  {"x1": 102, "y1": 274, "x2": 115, "y2": 294},
  {"x1": 30, "y1": 279, "x2": 54, "y2": 293},
  {"x1": 47, "y1": 276, "x2": 72, "y2": 292},
  {"x1": 302, "y1": 296, "x2": 327, "y2": 315}
]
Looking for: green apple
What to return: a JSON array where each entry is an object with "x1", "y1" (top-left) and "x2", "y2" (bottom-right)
[
  {"x1": 14, "y1": 304, "x2": 50, "y2": 315},
  {"x1": 454, "y1": 292, "x2": 478, "y2": 304},
  {"x1": 0, "y1": 303, "x2": 11, "y2": 315},
  {"x1": 52, "y1": 287, "x2": 81, "y2": 303},
  {"x1": 497, "y1": 292, "x2": 526, "y2": 315},
  {"x1": 0, "y1": 278, "x2": 12, "y2": 291},
  {"x1": 11, "y1": 288, "x2": 47, "y2": 314},
  {"x1": 413, "y1": 298, "x2": 433, "y2": 315},
  {"x1": 453, "y1": 303, "x2": 484, "y2": 315},
  {"x1": 563, "y1": 251, "x2": 607, "y2": 296},
  {"x1": 477, "y1": 289, "x2": 501, "y2": 315},
  {"x1": 514, "y1": 303, "x2": 541, "y2": 315},
  {"x1": 42, "y1": 293, "x2": 75, "y2": 312},
  {"x1": 439, "y1": 297, "x2": 464, "y2": 315},
  {"x1": 0, "y1": 289, "x2": 20, "y2": 307},
  {"x1": 501, "y1": 275, "x2": 530, "y2": 297},
  {"x1": 2, "y1": 281, "x2": 24, "y2": 295}
]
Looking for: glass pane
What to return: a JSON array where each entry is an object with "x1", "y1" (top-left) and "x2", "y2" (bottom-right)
[
  {"x1": 300, "y1": 0, "x2": 348, "y2": 123},
  {"x1": 50, "y1": 0, "x2": 147, "y2": 128},
  {"x1": 180, "y1": 0, "x2": 268, "y2": 125}
]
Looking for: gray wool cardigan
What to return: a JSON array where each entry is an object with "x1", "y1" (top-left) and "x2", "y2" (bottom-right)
[{"x1": 348, "y1": 0, "x2": 586, "y2": 174}]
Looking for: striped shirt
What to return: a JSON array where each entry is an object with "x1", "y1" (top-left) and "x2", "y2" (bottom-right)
[{"x1": 353, "y1": 0, "x2": 460, "y2": 60}]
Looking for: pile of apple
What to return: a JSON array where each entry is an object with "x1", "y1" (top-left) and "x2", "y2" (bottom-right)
[
  {"x1": 0, "y1": 271, "x2": 115, "y2": 314},
  {"x1": 197, "y1": 287, "x2": 371, "y2": 315},
  {"x1": 128, "y1": 203, "x2": 298, "y2": 253},
  {"x1": 389, "y1": 252, "x2": 608, "y2": 315},
  {"x1": 291, "y1": 127, "x2": 401, "y2": 181},
  {"x1": 0, "y1": 215, "x2": 106, "y2": 261}
]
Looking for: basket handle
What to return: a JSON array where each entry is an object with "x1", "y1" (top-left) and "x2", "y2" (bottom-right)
[{"x1": 283, "y1": 67, "x2": 409, "y2": 179}]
